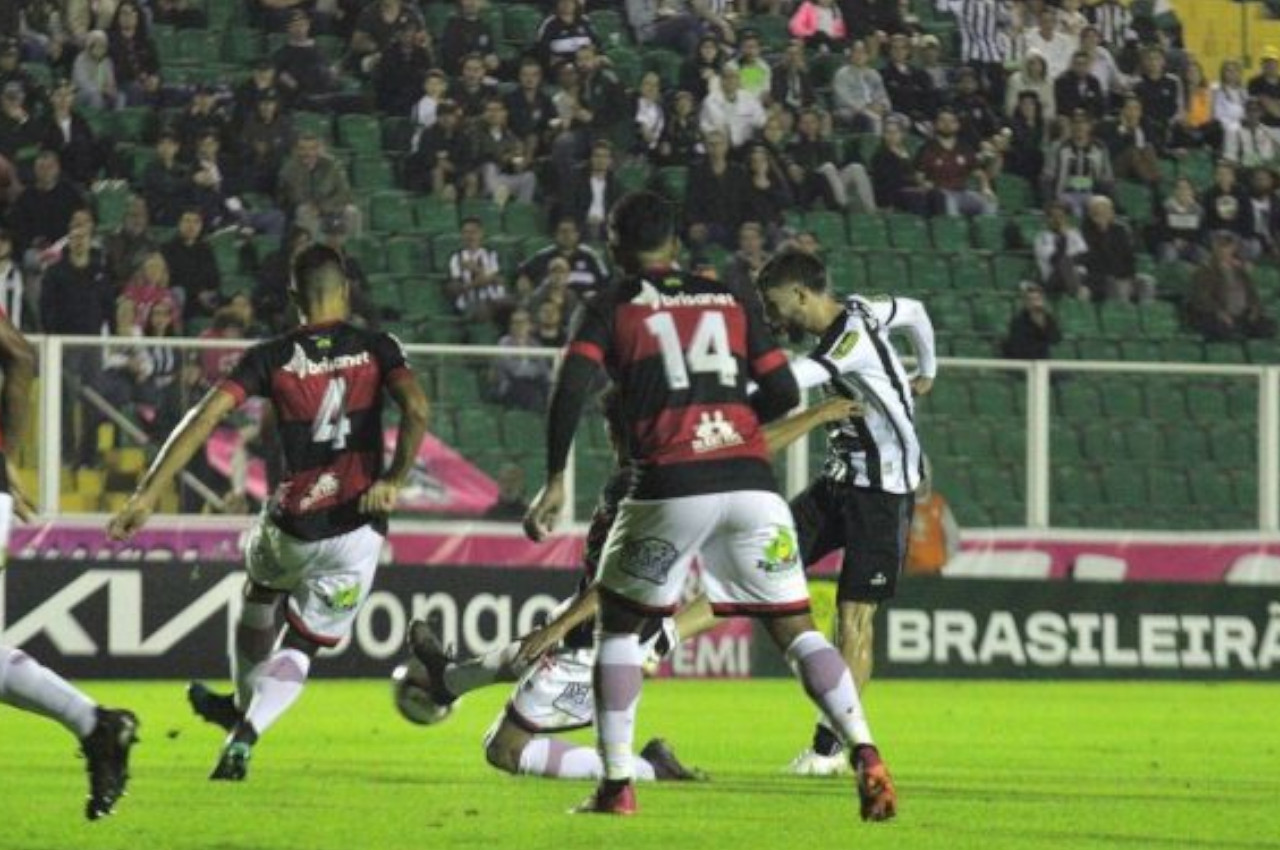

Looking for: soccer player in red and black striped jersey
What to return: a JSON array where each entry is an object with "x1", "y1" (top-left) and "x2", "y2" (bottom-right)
[
  {"x1": 522, "y1": 191, "x2": 897, "y2": 820},
  {"x1": 108, "y1": 245, "x2": 430, "y2": 781}
]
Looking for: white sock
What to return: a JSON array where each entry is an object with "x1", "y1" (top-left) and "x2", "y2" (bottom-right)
[
  {"x1": 786, "y1": 631, "x2": 873, "y2": 748},
  {"x1": 234, "y1": 599, "x2": 279, "y2": 710},
  {"x1": 594, "y1": 632, "x2": 644, "y2": 782},
  {"x1": 0, "y1": 646, "x2": 98, "y2": 738},
  {"x1": 516, "y1": 738, "x2": 657, "y2": 781},
  {"x1": 242, "y1": 647, "x2": 311, "y2": 738},
  {"x1": 443, "y1": 643, "x2": 526, "y2": 696}
]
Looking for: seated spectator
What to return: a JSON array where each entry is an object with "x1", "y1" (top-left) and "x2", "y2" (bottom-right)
[
  {"x1": 882, "y1": 34, "x2": 937, "y2": 130},
  {"x1": 533, "y1": 299, "x2": 566, "y2": 348},
  {"x1": 699, "y1": 65, "x2": 766, "y2": 151},
  {"x1": 72, "y1": 30, "x2": 122, "y2": 110},
  {"x1": 232, "y1": 59, "x2": 281, "y2": 131},
  {"x1": 789, "y1": 0, "x2": 848, "y2": 52},
  {"x1": 274, "y1": 10, "x2": 339, "y2": 108},
  {"x1": 787, "y1": 107, "x2": 875, "y2": 212},
  {"x1": 404, "y1": 100, "x2": 477, "y2": 199},
  {"x1": 1006, "y1": 91, "x2": 1048, "y2": 188},
  {"x1": 574, "y1": 43, "x2": 625, "y2": 135},
  {"x1": 67, "y1": 0, "x2": 120, "y2": 42},
  {"x1": 473, "y1": 97, "x2": 537, "y2": 206},
  {"x1": 871, "y1": 115, "x2": 932, "y2": 215},
  {"x1": 951, "y1": 66, "x2": 1003, "y2": 150},
  {"x1": 685, "y1": 130, "x2": 747, "y2": 248},
  {"x1": 831, "y1": 40, "x2": 890, "y2": 133},
  {"x1": 1176, "y1": 60, "x2": 1221, "y2": 151},
  {"x1": 771, "y1": 40, "x2": 817, "y2": 114},
  {"x1": 0, "y1": 228, "x2": 25, "y2": 328},
  {"x1": 17, "y1": 4, "x2": 69, "y2": 68},
  {"x1": 122, "y1": 251, "x2": 183, "y2": 332},
  {"x1": 99, "y1": 297, "x2": 184, "y2": 440},
  {"x1": 630, "y1": 71, "x2": 666, "y2": 158},
  {"x1": 10, "y1": 150, "x2": 84, "y2": 258},
  {"x1": 1010, "y1": 50, "x2": 1057, "y2": 123},
  {"x1": 1222, "y1": 98, "x2": 1278, "y2": 168},
  {"x1": 1213, "y1": 59, "x2": 1248, "y2": 133},
  {"x1": 1044, "y1": 111, "x2": 1113, "y2": 218},
  {"x1": 1079, "y1": 26, "x2": 1125, "y2": 99},
  {"x1": 726, "y1": 30, "x2": 771, "y2": 101},
  {"x1": 905, "y1": 456, "x2": 961, "y2": 576},
  {"x1": 1202, "y1": 159, "x2": 1253, "y2": 249},
  {"x1": 656, "y1": 89, "x2": 702, "y2": 166},
  {"x1": 141, "y1": 131, "x2": 192, "y2": 227},
  {"x1": 38, "y1": 79, "x2": 102, "y2": 186},
  {"x1": 1057, "y1": 0, "x2": 1090, "y2": 40},
  {"x1": 742, "y1": 142, "x2": 794, "y2": 242},
  {"x1": 440, "y1": 0, "x2": 500, "y2": 77},
  {"x1": 680, "y1": 35, "x2": 726, "y2": 103},
  {"x1": 1186, "y1": 231, "x2": 1277, "y2": 341},
  {"x1": 505, "y1": 60, "x2": 556, "y2": 161},
  {"x1": 107, "y1": 0, "x2": 158, "y2": 104},
  {"x1": 448, "y1": 216, "x2": 508, "y2": 323},
  {"x1": 917, "y1": 34, "x2": 949, "y2": 91},
  {"x1": 350, "y1": 0, "x2": 426, "y2": 77},
  {"x1": 196, "y1": 304, "x2": 249, "y2": 385},
  {"x1": 1157, "y1": 177, "x2": 1207, "y2": 264},
  {"x1": 536, "y1": 0, "x2": 598, "y2": 71},
  {"x1": 412, "y1": 70, "x2": 449, "y2": 136},
  {"x1": 483, "y1": 465, "x2": 529, "y2": 521},
  {"x1": 526, "y1": 255, "x2": 580, "y2": 327},
  {"x1": 177, "y1": 84, "x2": 230, "y2": 155},
  {"x1": 722, "y1": 221, "x2": 770, "y2": 295},
  {"x1": 1247, "y1": 166, "x2": 1280, "y2": 260},
  {"x1": 189, "y1": 129, "x2": 238, "y2": 229},
  {"x1": 450, "y1": 52, "x2": 500, "y2": 123},
  {"x1": 0, "y1": 82, "x2": 41, "y2": 163},
  {"x1": 488, "y1": 308, "x2": 551, "y2": 412},
  {"x1": 514, "y1": 217, "x2": 609, "y2": 298},
  {"x1": 1247, "y1": 46, "x2": 1280, "y2": 139},
  {"x1": 374, "y1": 26, "x2": 433, "y2": 116},
  {"x1": 917, "y1": 107, "x2": 997, "y2": 216},
  {"x1": 564, "y1": 139, "x2": 618, "y2": 242},
  {"x1": 163, "y1": 209, "x2": 221, "y2": 323},
  {"x1": 104, "y1": 195, "x2": 158, "y2": 284},
  {"x1": 1053, "y1": 50, "x2": 1103, "y2": 122},
  {"x1": 1082, "y1": 195, "x2": 1154, "y2": 303},
  {"x1": 1033, "y1": 201, "x2": 1089, "y2": 299},
  {"x1": 626, "y1": 0, "x2": 732, "y2": 58},
  {"x1": 239, "y1": 88, "x2": 294, "y2": 196},
  {"x1": 1002, "y1": 281, "x2": 1063, "y2": 359},
  {"x1": 1131, "y1": 45, "x2": 1184, "y2": 149},
  {"x1": 152, "y1": 0, "x2": 208, "y2": 29},
  {"x1": 277, "y1": 132, "x2": 361, "y2": 237},
  {"x1": 1020, "y1": 7, "x2": 1077, "y2": 79}
]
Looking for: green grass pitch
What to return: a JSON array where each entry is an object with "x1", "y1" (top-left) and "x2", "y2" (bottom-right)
[{"x1": 1, "y1": 680, "x2": 1277, "y2": 850}]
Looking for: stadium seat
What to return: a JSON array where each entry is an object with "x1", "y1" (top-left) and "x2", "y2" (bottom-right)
[
  {"x1": 925, "y1": 380, "x2": 971, "y2": 416},
  {"x1": 1056, "y1": 379, "x2": 1101, "y2": 418},
  {"x1": 642, "y1": 49, "x2": 683, "y2": 89},
  {"x1": 908, "y1": 254, "x2": 952, "y2": 290},
  {"x1": 430, "y1": 233, "x2": 463, "y2": 272},
  {"x1": 1225, "y1": 383, "x2": 1259, "y2": 419},
  {"x1": 502, "y1": 4, "x2": 541, "y2": 43},
  {"x1": 1099, "y1": 302, "x2": 1142, "y2": 338},
  {"x1": 1204, "y1": 342, "x2": 1248, "y2": 364},
  {"x1": 1052, "y1": 464, "x2": 1100, "y2": 507},
  {"x1": 806, "y1": 211, "x2": 848, "y2": 248},
  {"x1": 1077, "y1": 339, "x2": 1121, "y2": 361},
  {"x1": 865, "y1": 253, "x2": 908, "y2": 289},
  {"x1": 1080, "y1": 420, "x2": 1127, "y2": 461},
  {"x1": 1146, "y1": 467, "x2": 1192, "y2": 507},
  {"x1": 1055, "y1": 301, "x2": 1099, "y2": 338},
  {"x1": 930, "y1": 217, "x2": 970, "y2": 252},
  {"x1": 1098, "y1": 379, "x2": 1143, "y2": 418},
  {"x1": 887, "y1": 214, "x2": 931, "y2": 252},
  {"x1": 1144, "y1": 380, "x2": 1187, "y2": 420},
  {"x1": 385, "y1": 237, "x2": 426, "y2": 276},
  {"x1": 352, "y1": 156, "x2": 395, "y2": 191},
  {"x1": 458, "y1": 199, "x2": 504, "y2": 233},
  {"x1": 414, "y1": 196, "x2": 457, "y2": 234},
  {"x1": 826, "y1": 250, "x2": 867, "y2": 292},
  {"x1": 847, "y1": 214, "x2": 889, "y2": 249},
  {"x1": 1101, "y1": 464, "x2": 1147, "y2": 507},
  {"x1": 949, "y1": 427, "x2": 992, "y2": 460},
  {"x1": 1190, "y1": 470, "x2": 1236, "y2": 507},
  {"x1": 338, "y1": 114, "x2": 383, "y2": 152},
  {"x1": 991, "y1": 254, "x2": 1035, "y2": 288},
  {"x1": 1184, "y1": 384, "x2": 1227, "y2": 422},
  {"x1": 993, "y1": 175, "x2": 1033, "y2": 213},
  {"x1": 1122, "y1": 421, "x2": 1165, "y2": 463},
  {"x1": 951, "y1": 257, "x2": 993, "y2": 290},
  {"x1": 1118, "y1": 339, "x2": 1161, "y2": 362},
  {"x1": 370, "y1": 191, "x2": 416, "y2": 234},
  {"x1": 968, "y1": 296, "x2": 1010, "y2": 335},
  {"x1": 656, "y1": 166, "x2": 687, "y2": 200},
  {"x1": 1157, "y1": 338, "x2": 1203, "y2": 362},
  {"x1": 1208, "y1": 422, "x2": 1256, "y2": 466}
]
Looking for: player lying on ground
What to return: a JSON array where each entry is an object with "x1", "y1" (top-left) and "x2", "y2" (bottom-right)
[
  {"x1": 0, "y1": 308, "x2": 139, "y2": 820},
  {"x1": 757, "y1": 250, "x2": 936, "y2": 776},
  {"x1": 523, "y1": 191, "x2": 897, "y2": 820},
  {"x1": 107, "y1": 245, "x2": 430, "y2": 782},
  {"x1": 400, "y1": 391, "x2": 862, "y2": 783}
]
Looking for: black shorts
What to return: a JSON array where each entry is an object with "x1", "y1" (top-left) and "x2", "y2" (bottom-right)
[{"x1": 790, "y1": 478, "x2": 913, "y2": 603}]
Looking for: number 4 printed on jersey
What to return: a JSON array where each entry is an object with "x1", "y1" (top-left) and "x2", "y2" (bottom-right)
[
  {"x1": 313, "y1": 377, "x2": 352, "y2": 449},
  {"x1": 645, "y1": 311, "x2": 739, "y2": 390}
]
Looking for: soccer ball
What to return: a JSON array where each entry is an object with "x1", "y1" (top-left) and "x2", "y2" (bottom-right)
[{"x1": 390, "y1": 657, "x2": 455, "y2": 726}]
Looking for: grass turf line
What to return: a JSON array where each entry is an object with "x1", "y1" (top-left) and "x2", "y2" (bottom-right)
[{"x1": 0, "y1": 680, "x2": 1277, "y2": 850}]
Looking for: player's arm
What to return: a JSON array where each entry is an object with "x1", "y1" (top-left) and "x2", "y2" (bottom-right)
[
  {"x1": 360, "y1": 370, "x2": 430, "y2": 516},
  {"x1": 762, "y1": 396, "x2": 863, "y2": 455},
  {"x1": 516, "y1": 585, "x2": 599, "y2": 663},
  {"x1": 107, "y1": 386, "x2": 240, "y2": 540},
  {"x1": 879, "y1": 296, "x2": 938, "y2": 396},
  {"x1": 0, "y1": 314, "x2": 36, "y2": 519}
]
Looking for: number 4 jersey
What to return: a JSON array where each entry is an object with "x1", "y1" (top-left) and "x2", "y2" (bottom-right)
[
  {"x1": 218, "y1": 321, "x2": 413, "y2": 540},
  {"x1": 567, "y1": 270, "x2": 791, "y2": 500}
]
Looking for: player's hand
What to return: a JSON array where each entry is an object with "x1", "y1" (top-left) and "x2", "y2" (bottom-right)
[
  {"x1": 107, "y1": 492, "x2": 156, "y2": 541},
  {"x1": 359, "y1": 479, "x2": 401, "y2": 517},
  {"x1": 813, "y1": 397, "x2": 864, "y2": 425},
  {"x1": 5, "y1": 459, "x2": 34, "y2": 522},
  {"x1": 515, "y1": 624, "x2": 563, "y2": 664},
  {"x1": 912, "y1": 376, "x2": 934, "y2": 397},
  {"x1": 523, "y1": 476, "x2": 565, "y2": 542}
]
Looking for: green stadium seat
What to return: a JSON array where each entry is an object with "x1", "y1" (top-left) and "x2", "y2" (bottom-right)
[
  {"x1": 930, "y1": 217, "x2": 970, "y2": 252},
  {"x1": 455, "y1": 407, "x2": 503, "y2": 448},
  {"x1": 352, "y1": 156, "x2": 394, "y2": 191},
  {"x1": 338, "y1": 114, "x2": 383, "y2": 152},
  {"x1": 1056, "y1": 380, "x2": 1101, "y2": 418},
  {"x1": 1099, "y1": 302, "x2": 1142, "y2": 338},
  {"x1": 385, "y1": 237, "x2": 427, "y2": 276},
  {"x1": 986, "y1": 417, "x2": 1026, "y2": 462},
  {"x1": 609, "y1": 47, "x2": 643, "y2": 88},
  {"x1": 951, "y1": 257, "x2": 993, "y2": 290},
  {"x1": 1163, "y1": 424, "x2": 1208, "y2": 459},
  {"x1": 1114, "y1": 181, "x2": 1154, "y2": 222},
  {"x1": 1101, "y1": 464, "x2": 1147, "y2": 507},
  {"x1": 925, "y1": 380, "x2": 971, "y2": 416},
  {"x1": 1232, "y1": 470, "x2": 1259, "y2": 510},
  {"x1": 293, "y1": 111, "x2": 333, "y2": 143},
  {"x1": 501, "y1": 202, "x2": 545, "y2": 238},
  {"x1": 1052, "y1": 464, "x2": 1100, "y2": 507},
  {"x1": 1051, "y1": 422, "x2": 1083, "y2": 463},
  {"x1": 616, "y1": 161, "x2": 651, "y2": 194},
  {"x1": 993, "y1": 174, "x2": 1033, "y2": 213},
  {"x1": 1146, "y1": 467, "x2": 1191, "y2": 507},
  {"x1": 908, "y1": 254, "x2": 952, "y2": 290},
  {"x1": 1208, "y1": 422, "x2": 1256, "y2": 466},
  {"x1": 748, "y1": 13, "x2": 791, "y2": 49},
  {"x1": 1204, "y1": 342, "x2": 1248, "y2": 364},
  {"x1": 364, "y1": 273, "x2": 402, "y2": 313},
  {"x1": 1246, "y1": 339, "x2": 1280, "y2": 363},
  {"x1": 951, "y1": 334, "x2": 997, "y2": 357},
  {"x1": 1099, "y1": 379, "x2": 1143, "y2": 418},
  {"x1": 1157, "y1": 337, "x2": 1202, "y2": 362},
  {"x1": 208, "y1": 234, "x2": 243, "y2": 276},
  {"x1": 1184, "y1": 384, "x2": 1227, "y2": 422},
  {"x1": 642, "y1": 49, "x2": 683, "y2": 89},
  {"x1": 503, "y1": 5, "x2": 541, "y2": 43},
  {"x1": 925, "y1": 292, "x2": 970, "y2": 333},
  {"x1": 826, "y1": 250, "x2": 867, "y2": 293},
  {"x1": 430, "y1": 233, "x2": 463, "y2": 272},
  {"x1": 1226, "y1": 383, "x2": 1259, "y2": 419},
  {"x1": 369, "y1": 191, "x2": 416, "y2": 233},
  {"x1": 591, "y1": 9, "x2": 630, "y2": 45},
  {"x1": 1055, "y1": 301, "x2": 1099, "y2": 338},
  {"x1": 972, "y1": 215, "x2": 1013, "y2": 251},
  {"x1": 992, "y1": 253, "x2": 1035, "y2": 288},
  {"x1": 1119, "y1": 339, "x2": 1161, "y2": 361},
  {"x1": 92, "y1": 183, "x2": 131, "y2": 231},
  {"x1": 458, "y1": 199, "x2": 503, "y2": 233},
  {"x1": 1190, "y1": 470, "x2": 1236, "y2": 507},
  {"x1": 1144, "y1": 380, "x2": 1186, "y2": 420},
  {"x1": 1077, "y1": 339, "x2": 1120, "y2": 361},
  {"x1": 887, "y1": 214, "x2": 931, "y2": 252},
  {"x1": 413, "y1": 196, "x2": 457, "y2": 234},
  {"x1": 1122, "y1": 421, "x2": 1165, "y2": 463},
  {"x1": 968, "y1": 296, "x2": 1010, "y2": 335},
  {"x1": 1080, "y1": 420, "x2": 1127, "y2": 461},
  {"x1": 847, "y1": 214, "x2": 888, "y2": 249},
  {"x1": 656, "y1": 166, "x2": 687, "y2": 200},
  {"x1": 807, "y1": 211, "x2": 848, "y2": 248},
  {"x1": 865, "y1": 252, "x2": 908, "y2": 289},
  {"x1": 949, "y1": 427, "x2": 992, "y2": 460},
  {"x1": 345, "y1": 234, "x2": 386, "y2": 273}
]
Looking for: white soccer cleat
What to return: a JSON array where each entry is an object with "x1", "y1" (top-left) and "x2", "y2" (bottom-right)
[{"x1": 786, "y1": 748, "x2": 850, "y2": 777}]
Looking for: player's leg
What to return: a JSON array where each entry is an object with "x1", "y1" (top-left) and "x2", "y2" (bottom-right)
[
  {"x1": 189, "y1": 579, "x2": 284, "y2": 732},
  {"x1": 836, "y1": 601, "x2": 878, "y2": 692}
]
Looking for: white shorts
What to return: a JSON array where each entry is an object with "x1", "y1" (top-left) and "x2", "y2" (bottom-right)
[
  {"x1": 243, "y1": 517, "x2": 384, "y2": 647},
  {"x1": 597, "y1": 491, "x2": 811, "y2": 617},
  {"x1": 0, "y1": 492, "x2": 12, "y2": 567},
  {"x1": 504, "y1": 646, "x2": 596, "y2": 733}
]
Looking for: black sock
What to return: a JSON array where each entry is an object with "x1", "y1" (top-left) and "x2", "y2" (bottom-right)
[
  {"x1": 812, "y1": 724, "x2": 843, "y2": 758},
  {"x1": 230, "y1": 721, "x2": 259, "y2": 747}
]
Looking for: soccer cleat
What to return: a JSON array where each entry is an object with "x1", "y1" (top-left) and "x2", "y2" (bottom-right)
[
  {"x1": 81, "y1": 707, "x2": 140, "y2": 821},
  {"x1": 209, "y1": 742, "x2": 253, "y2": 782},
  {"x1": 406, "y1": 620, "x2": 458, "y2": 707},
  {"x1": 852, "y1": 745, "x2": 898, "y2": 822},
  {"x1": 640, "y1": 738, "x2": 709, "y2": 782},
  {"x1": 786, "y1": 747, "x2": 849, "y2": 777},
  {"x1": 187, "y1": 682, "x2": 242, "y2": 732},
  {"x1": 570, "y1": 780, "x2": 637, "y2": 815}
]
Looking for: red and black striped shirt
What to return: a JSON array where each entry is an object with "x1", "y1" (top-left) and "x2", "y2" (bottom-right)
[{"x1": 218, "y1": 321, "x2": 412, "y2": 541}]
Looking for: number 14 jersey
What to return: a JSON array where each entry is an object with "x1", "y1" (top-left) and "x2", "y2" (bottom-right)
[
  {"x1": 218, "y1": 321, "x2": 412, "y2": 540},
  {"x1": 567, "y1": 270, "x2": 790, "y2": 500}
]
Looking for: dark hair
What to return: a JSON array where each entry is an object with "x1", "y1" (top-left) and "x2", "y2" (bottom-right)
[
  {"x1": 291, "y1": 244, "x2": 347, "y2": 303},
  {"x1": 607, "y1": 191, "x2": 675, "y2": 270},
  {"x1": 756, "y1": 248, "x2": 828, "y2": 294},
  {"x1": 460, "y1": 215, "x2": 483, "y2": 228}
]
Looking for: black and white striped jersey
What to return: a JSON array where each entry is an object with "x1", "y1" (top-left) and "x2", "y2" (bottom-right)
[
  {"x1": 791, "y1": 295, "x2": 937, "y2": 495},
  {"x1": 935, "y1": 0, "x2": 1015, "y2": 64},
  {"x1": 1083, "y1": 0, "x2": 1135, "y2": 48}
]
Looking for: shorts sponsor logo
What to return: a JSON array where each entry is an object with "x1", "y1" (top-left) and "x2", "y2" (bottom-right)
[
  {"x1": 758, "y1": 526, "x2": 800, "y2": 574},
  {"x1": 619, "y1": 537, "x2": 679, "y2": 585},
  {"x1": 692, "y1": 410, "x2": 745, "y2": 454},
  {"x1": 870, "y1": 572, "x2": 888, "y2": 587},
  {"x1": 551, "y1": 682, "x2": 593, "y2": 722},
  {"x1": 318, "y1": 579, "x2": 362, "y2": 613}
]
